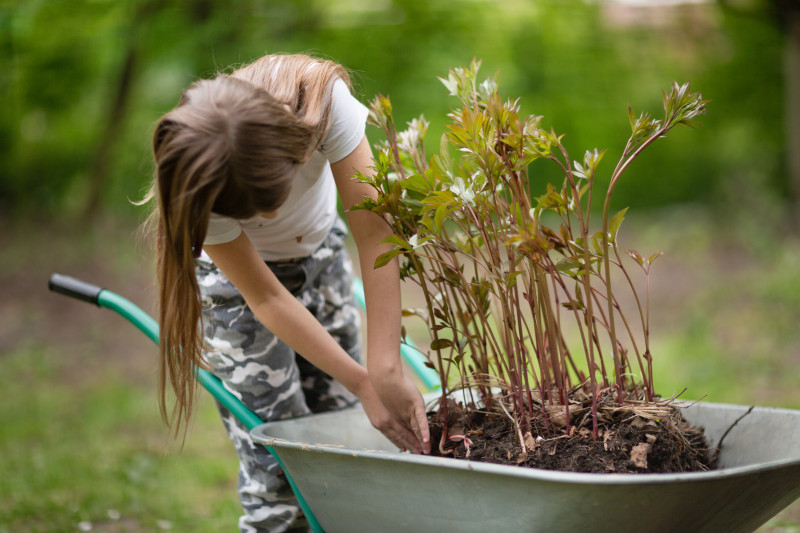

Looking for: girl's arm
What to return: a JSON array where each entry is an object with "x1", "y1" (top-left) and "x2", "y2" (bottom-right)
[
  {"x1": 203, "y1": 233, "x2": 424, "y2": 453},
  {"x1": 331, "y1": 135, "x2": 431, "y2": 454}
]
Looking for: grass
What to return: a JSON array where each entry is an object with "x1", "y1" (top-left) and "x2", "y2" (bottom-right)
[
  {"x1": 0, "y1": 216, "x2": 240, "y2": 532},
  {"x1": 2, "y1": 209, "x2": 799, "y2": 531},
  {"x1": 0, "y1": 343, "x2": 240, "y2": 532}
]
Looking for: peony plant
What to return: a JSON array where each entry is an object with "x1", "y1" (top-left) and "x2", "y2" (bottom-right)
[{"x1": 353, "y1": 60, "x2": 708, "y2": 460}]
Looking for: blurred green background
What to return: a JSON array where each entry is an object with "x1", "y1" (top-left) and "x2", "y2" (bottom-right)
[{"x1": 2, "y1": 0, "x2": 799, "y2": 531}]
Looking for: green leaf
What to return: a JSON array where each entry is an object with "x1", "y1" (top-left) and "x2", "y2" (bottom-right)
[
  {"x1": 379, "y1": 234, "x2": 410, "y2": 250},
  {"x1": 583, "y1": 148, "x2": 606, "y2": 177},
  {"x1": 609, "y1": 207, "x2": 629, "y2": 243},
  {"x1": 505, "y1": 270, "x2": 522, "y2": 288},
  {"x1": 430, "y1": 338, "x2": 454, "y2": 351},
  {"x1": 434, "y1": 203, "x2": 452, "y2": 230},
  {"x1": 399, "y1": 197, "x2": 424, "y2": 210},
  {"x1": 627, "y1": 249, "x2": 644, "y2": 267},
  {"x1": 374, "y1": 249, "x2": 403, "y2": 269},
  {"x1": 591, "y1": 230, "x2": 606, "y2": 255},
  {"x1": 348, "y1": 196, "x2": 378, "y2": 213},
  {"x1": 562, "y1": 300, "x2": 585, "y2": 311},
  {"x1": 457, "y1": 336, "x2": 469, "y2": 351},
  {"x1": 401, "y1": 173, "x2": 430, "y2": 194},
  {"x1": 572, "y1": 160, "x2": 588, "y2": 180},
  {"x1": 555, "y1": 258, "x2": 584, "y2": 276},
  {"x1": 647, "y1": 251, "x2": 664, "y2": 266},
  {"x1": 439, "y1": 73, "x2": 458, "y2": 96}
]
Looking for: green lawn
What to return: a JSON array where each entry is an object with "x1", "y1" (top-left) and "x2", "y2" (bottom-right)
[{"x1": 0, "y1": 345, "x2": 240, "y2": 532}]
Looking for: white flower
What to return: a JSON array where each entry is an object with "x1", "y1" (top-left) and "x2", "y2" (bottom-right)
[
  {"x1": 449, "y1": 177, "x2": 475, "y2": 204},
  {"x1": 397, "y1": 116, "x2": 429, "y2": 152}
]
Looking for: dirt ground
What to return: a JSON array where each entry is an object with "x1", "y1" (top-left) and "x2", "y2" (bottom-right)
[{"x1": 0, "y1": 217, "x2": 158, "y2": 385}]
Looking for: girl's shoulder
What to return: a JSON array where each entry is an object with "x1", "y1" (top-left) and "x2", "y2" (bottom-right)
[{"x1": 319, "y1": 79, "x2": 369, "y2": 163}]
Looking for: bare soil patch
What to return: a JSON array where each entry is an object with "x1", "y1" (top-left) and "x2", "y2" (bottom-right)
[
  {"x1": 0, "y1": 217, "x2": 157, "y2": 385},
  {"x1": 428, "y1": 391, "x2": 713, "y2": 474}
]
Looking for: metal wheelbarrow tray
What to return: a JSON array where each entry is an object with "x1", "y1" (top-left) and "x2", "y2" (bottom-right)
[
  {"x1": 251, "y1": 401, "x2": 800, "y2": 533},
  {"x1": 49, "y1": 274, "x2": 800, "y2": 532}
]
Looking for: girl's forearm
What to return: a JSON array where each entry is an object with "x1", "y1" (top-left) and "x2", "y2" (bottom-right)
[
  {"x1": 250, "y1": 292, "x2": 369, "y2": 394},
  {"x1": 360, "y1": 254, "x2": 403, "y2": 376},
  {"x1": 331, "y1": 135, "x2": 405, "y2": 381},
  {"x1": 351, "y1": 217, "x2": 405, "y2": 384}
]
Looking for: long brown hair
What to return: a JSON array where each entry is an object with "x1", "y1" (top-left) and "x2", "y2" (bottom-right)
[{"x1": 146, "y1": 53, "x2": 350, "y2": 438}]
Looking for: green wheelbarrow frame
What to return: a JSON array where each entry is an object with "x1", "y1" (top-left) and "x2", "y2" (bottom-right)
[{"x1": 48, "y1": 273, "x2": 439, "y2": 533}]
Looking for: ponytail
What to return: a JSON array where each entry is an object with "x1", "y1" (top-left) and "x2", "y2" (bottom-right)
[
  {"x1": 152, "y1": 116, "x2": 224, "y2": 440},
  {"x1": 146, "y1": 53, "x2": 346, "y2": 439}
]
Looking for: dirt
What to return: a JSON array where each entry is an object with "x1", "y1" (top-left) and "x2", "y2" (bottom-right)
[
  {"x1": 0, "y1": 217, "x2": 158, "y2": 386},
  {"x1": 427, "y1": 392, "x2": 714, "y2": 474}
]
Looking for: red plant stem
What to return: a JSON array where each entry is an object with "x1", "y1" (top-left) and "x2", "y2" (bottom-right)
[
  {"x1": 407, "y1": 251, "x2": 449, "y2": 427},
  {"x1": 585, "y1": 288, "x2": 610, "y2": 388},
  {"x1": 550, "y1": 151, "x2": 599, "y2": 404},
  {"x1": 513, "y1": 271, "x2": 543, "y2": 416},
  {"x1": 588, "y1": 281, "x2": 643, "y2": 397},
  {"x1": 644, "y1": 271, "x2": 654, "y2": 398},
  {"x1": 545, "y1": 262, "x2": 595, "y2": 383},
  {"x1": 386, "y1": 127, "x2": 407, "y2": 181},
  {"x1": 528, "y1": 266, "x2": 553, "y2": 404},
  {"x1": 563, "y1": 376, "x2": 571, "y2": 434},
  {"x1": 548, "y1": 272, "x2": 576, "y2": 400},
  {"x1": 446, "y1": 216, "x2": 509, "y2": 387},
  {"x1": 611, "y1": 244, "x2": 653, "y2": 401},
  {"x1": 601, "y1": 123, "x2": 675, "y2": 403},
  {"x1": 591, "y1": 387, "x2": 601, "y2": 439},
  {"x1": 536, "y1": 272, "x2": 565, "y2": 400}
]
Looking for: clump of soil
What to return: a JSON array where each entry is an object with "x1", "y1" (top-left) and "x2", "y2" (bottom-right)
[{"x1": 427, "y1": 392, "x2": 714, "y2": 474}]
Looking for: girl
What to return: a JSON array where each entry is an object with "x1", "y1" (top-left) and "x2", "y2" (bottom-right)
[{"x1": 148, "y1": 53, "x2": 430, "y2": 532}]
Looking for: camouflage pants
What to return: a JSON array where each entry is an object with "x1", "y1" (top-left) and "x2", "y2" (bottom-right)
[{"x1": 195, "y1": 219, "x2": 361, "y2": 533}]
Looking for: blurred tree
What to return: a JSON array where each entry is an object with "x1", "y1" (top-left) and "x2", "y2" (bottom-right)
[
  {"x1": 82, "y1": 0, "x2": 165, "y2": 222},
  {"x1": 716, "y1": 0, "x2": 800, "y2": 220},
  {"x1": 1, "y1": 0, "x2": 791, "y2": 225}
]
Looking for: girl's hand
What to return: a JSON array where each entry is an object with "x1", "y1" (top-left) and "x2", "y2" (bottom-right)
[
  {"x1": 367, "y1": 368, "x2": 431, "y2": 455},
  {"x1": 354, "y1": 376, "x2": 429, "y2": 454},
  {"x1": 332, "y1": 136, "x2": 430, "y2": 454}
]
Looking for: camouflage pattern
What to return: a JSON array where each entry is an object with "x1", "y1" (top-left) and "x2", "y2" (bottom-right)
[{"x1": 195, "y1": 218, "x2": 361, "y2": 533}]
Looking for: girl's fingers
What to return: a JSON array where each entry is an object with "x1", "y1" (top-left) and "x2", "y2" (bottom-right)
[
  {"x1": 386, "y1": 425, "x2": 417, "y2": 453},
  {"x1": 414, "y1": 403, "x2": 431, "y2": 454},
  {"x1": 399, "y1": 426, "x2": 422, "y2": 454}
]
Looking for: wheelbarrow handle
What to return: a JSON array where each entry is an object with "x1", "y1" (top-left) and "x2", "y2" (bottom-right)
[
  {"x1": 48, "y1": 273, "x2": 325, "y2": 532},
  {"x1": 48, "y1": 273, "x2": 104, "y2": 306},
  {"x1": 48, "y1": 274, "x2": 258, "y2": 427},
  {"x1": 50, "y1": 273, "x2": 159, "y2": 345}
]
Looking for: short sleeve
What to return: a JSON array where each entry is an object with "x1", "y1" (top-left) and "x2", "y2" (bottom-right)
[
  {"x1": 319, "y1": 79, "x2": 369, "y2": 163},
  {"x1": 204, "y1": 213, "x2": 242, "y2": 245}
]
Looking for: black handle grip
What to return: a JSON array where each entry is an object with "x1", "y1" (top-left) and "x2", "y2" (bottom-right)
[{"x1": 48, "y1": 273, "x2": 104, "y2": 306}]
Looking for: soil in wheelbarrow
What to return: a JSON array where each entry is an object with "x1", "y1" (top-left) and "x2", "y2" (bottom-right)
[{"x1": 427, "y1": 391, "x2": 715, "y2": 474}]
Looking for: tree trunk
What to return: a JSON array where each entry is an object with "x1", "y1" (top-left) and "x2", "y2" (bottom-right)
[
  {"x1": 81, "y1": 47, "x2": 137, "y2": 223},
  {"x1": 81, "y1": 0, "x2": 165, "y2": 223}
]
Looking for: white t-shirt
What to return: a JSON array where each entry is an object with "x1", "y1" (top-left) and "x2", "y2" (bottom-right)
[{"x1": 202, "y1": 79, "x2": 368, "y2": 260}]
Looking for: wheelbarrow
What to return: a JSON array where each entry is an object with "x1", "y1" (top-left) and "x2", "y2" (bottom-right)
[
  {"x1": 49, "y1": 274, "x2": 800, "y2": 532},
  {"x1": 48, "y1": 273, "x2": 439, "y2": 533}
]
